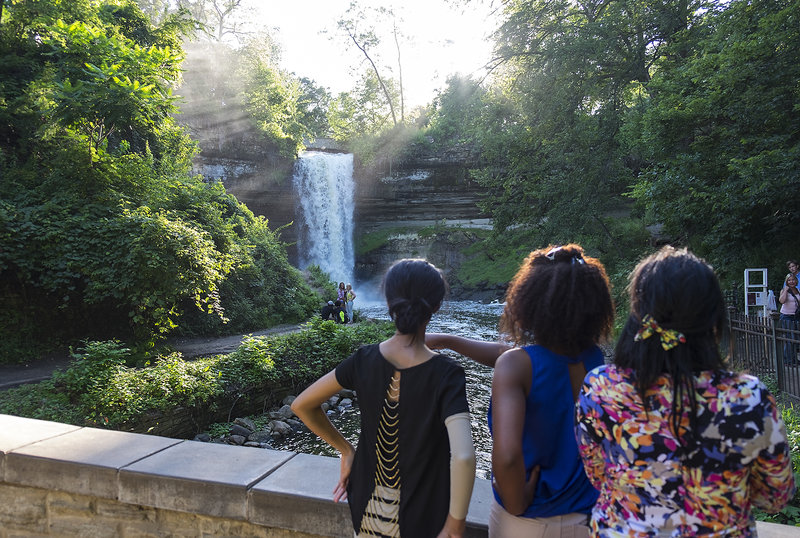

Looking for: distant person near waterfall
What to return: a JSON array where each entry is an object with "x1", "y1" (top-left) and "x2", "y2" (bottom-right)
[
  {"x1": 334, "y1": 300, "x2": 348, "y2": 324},
  {"x1": 292, "y1": 259, "x2": 476, "y2": 537},
  {"x1": 337, "y1": 281, "x2": 347, "y2": 304},
  {"x1": 320, "y1": 300, "x2": 336, "y2": 321},
  {"x1": 427, "y1": 244, "x2": 613, "y2": 537},
  {"x1": 345, "y1": 283, "x2": 356, "y2": 323}
]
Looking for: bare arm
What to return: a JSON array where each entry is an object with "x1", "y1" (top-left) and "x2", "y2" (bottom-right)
[
  {"x1": 779, "y1": 287, "x2": 789, "y2": 304},
  {"x1": 490, "y1": 348, "x2": 537, "y2": 515},
  {"x1": 426, "y1": 333, "x2": 511, "y2": 368},
  {"x1": 291, "y1": 370, "x2": 355, "y2": 502}
]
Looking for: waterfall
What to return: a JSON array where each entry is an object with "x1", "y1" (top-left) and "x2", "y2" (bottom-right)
[{"x1": 292, "y1": 151, "x2": 355, "y2": 286}]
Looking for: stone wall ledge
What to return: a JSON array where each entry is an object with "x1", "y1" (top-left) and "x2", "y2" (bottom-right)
[
  {"x1": 0, "y1": 414, "x2": 490, "y2": 537},
  {"x1": 0, "y1": 414, "x2": 795, "y2": 537}
]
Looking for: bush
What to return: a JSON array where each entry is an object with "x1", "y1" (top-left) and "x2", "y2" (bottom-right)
[
  {"x1": 0, "y1": 319, "x2": 394, "y2": 430},
  {"x1": 753, "y1": 403, "x2": 800, "y2": 525}
]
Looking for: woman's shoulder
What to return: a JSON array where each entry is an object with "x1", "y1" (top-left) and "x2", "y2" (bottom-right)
[
  {"x1": 342, "y1": 343, "x2": 382, "y2": 365},
  {"x1": 586, "y1": 362, "x2": 621, "y2": 380},
  {"x1": 429, "y1": 352, "x2": 466, "y2": 373},
  {"x1": 700, "y1": 370, "x2": 772, "y2": 398},
  {"x1": 583, "y1": 364, "x2": 635, "y2": 395}
]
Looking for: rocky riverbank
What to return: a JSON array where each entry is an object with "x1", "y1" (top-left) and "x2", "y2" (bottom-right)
[{"x1": 193, "y1": 390, "x2": 356, "y2": 449}]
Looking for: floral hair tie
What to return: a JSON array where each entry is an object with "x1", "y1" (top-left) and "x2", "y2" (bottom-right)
[{"x1": 634, "y1": 314, "x2": 686, "y2": 350}]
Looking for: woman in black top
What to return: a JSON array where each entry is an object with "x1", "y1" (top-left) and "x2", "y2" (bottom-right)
[{"x1": 292, "y1": 259, "x2": 476, "y2": 537}]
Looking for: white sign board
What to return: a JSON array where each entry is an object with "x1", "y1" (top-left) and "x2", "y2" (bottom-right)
[{"x1": 744, "y1": 268, "x2": 769, "y2": 316}]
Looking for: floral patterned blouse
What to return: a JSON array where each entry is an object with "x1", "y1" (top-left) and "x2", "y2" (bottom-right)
[{"x1": 575, "y1": 364, "x2": 795, "y2": 537}]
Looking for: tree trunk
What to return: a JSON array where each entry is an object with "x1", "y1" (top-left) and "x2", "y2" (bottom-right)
[
  {"x1": 349, "y1": 31, "x2": 397, "y2": 126},
  {"x1": 393, "y1": 21, "x2": 404, "y2": 123}
]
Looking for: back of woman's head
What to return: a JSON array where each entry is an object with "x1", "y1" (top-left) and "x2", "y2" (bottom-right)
[
  {"x1": 383, "y1": 259, "x2": 447, "y2": 336},
  {"x1": 615, "y1": 246, "x2": 727, "y2": 386},
  {"x1": 500, "y1": 244, "x2": 614, "y2": 356}
]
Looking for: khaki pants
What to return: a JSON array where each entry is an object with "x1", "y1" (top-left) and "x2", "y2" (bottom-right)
[{"x1": 489, "y1": 497, "x2": 591, "y2": 538}]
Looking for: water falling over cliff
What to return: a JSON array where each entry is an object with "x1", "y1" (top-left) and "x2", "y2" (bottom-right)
[{"x1": 292, "y1": 152, "x2": 355, "y2": 286}]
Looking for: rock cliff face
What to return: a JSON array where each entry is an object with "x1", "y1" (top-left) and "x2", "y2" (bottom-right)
[
  {"x1": 350, "y1": 158, "x2": 495, "y2": 296},
  {"x1": 187, "y1": 128, "x2": 492, "y2": 295}
]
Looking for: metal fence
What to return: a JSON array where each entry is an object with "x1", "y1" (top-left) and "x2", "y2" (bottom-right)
[{"x1": 723, "y1": 311, "x2": 800, "y2": 405}]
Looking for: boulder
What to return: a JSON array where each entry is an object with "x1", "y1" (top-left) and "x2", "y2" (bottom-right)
[
  {"x1": 269, "y1": 420, "x2": 293, "y2": 437},
  {"x1": 234, "y1": 417, "x2": 257, "y2": 431},
  {"x1": 247, "y1": 430, "x2": 273, "y2": 443},
  {"x1": 228, "y1": 434, "x2": 246, "y2": 445},
  {"x1": 230, "y1": 424, "x2": 253, "y2": 438}
]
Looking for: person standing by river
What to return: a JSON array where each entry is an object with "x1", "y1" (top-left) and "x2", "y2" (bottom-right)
[
  {"x1": 575, "y1": 246, "x2": 794, "y2": 535},
  {"x1": 292, "y1": 259, "x2": 476, "y2": 538},
  {"x1": 345, "y1": 283, "x2": 356, "y2": 323},
  {"x1": 427, "y1": 244, "x2": 614, "y2": 537}
]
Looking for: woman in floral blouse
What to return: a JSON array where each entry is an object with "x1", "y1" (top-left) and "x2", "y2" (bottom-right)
[{"x1": 575, "y1": 246, "x2": 795, "y2": 536}]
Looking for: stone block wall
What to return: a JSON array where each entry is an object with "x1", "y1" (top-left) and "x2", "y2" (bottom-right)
[
  {"x1": 1, "y1": 413, "x2": 795, "y2": 538},
  {"x1": 0, "y1": 414, "x2": 491, "y2": 537}
]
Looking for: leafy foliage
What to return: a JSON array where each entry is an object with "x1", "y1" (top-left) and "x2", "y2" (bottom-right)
[
  {"x1": 0, "y1": 320, "x2": 394, "y2": 429},
  {"x1": 177, "y1": 37, "x2": 332, "y2": 159},
  {"x1": 753, "y1": 403, "x2": 800, "y2": 525},
  {"x1": 304, "y1": 264, "x2": 338, "y2": 301},
  {"x1": 631, "y1": 0, "x2": 800, "y2": 282},
  {"x1": 0, "y1": 0, "x2": 320, "y2": 362}
]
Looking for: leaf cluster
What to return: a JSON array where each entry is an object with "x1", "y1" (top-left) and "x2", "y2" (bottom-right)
[
  {"x1": 0, "y1": 319, "x2": 394, "y2": 429},
  {"x1": 0, "y1": 1, "x2": 321, "y2": 362},
  {"x1": 419, "y1": 0, "x2": 799, "y2": 293}
]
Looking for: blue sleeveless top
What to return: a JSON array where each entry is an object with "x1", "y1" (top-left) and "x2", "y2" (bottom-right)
[{"x1": 488, "y1": 344, "x2": 602, "y2": 518}]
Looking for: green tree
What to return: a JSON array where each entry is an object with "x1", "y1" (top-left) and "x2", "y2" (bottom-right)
[
  {"x1": 0, "y1": 0, "x2": 319, "y2": 362},
  {"x1": 238, "y1": 38, "x2": 314, "y2": 156},
  {"x1": 328, "y1": 69, "x2": 398, "y2": 141},
  {"x1": 42, "y1": 19, "x2": 182, "y2": 164},
  {"x1": 296, "y1": 77, "x2": 332, "y2": 139},
  {"x1": 632, "y1": 0, "x2": 800, "y2": 279},
  {"x1": 472, "y1": 0, "x2": 715, "y2": 259},
  {"x1": 337, "y1": 1, "x2": 405, "y2": 126},
  {"x1": 425, "y1": 74, "x2": 488, "y2": 155}
]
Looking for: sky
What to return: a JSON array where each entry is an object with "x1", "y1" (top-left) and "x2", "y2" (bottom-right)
[{"x1": 253, "y1": 0, "x2": 500, "y2": 110}]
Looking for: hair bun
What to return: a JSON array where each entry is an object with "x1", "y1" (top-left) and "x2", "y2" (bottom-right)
[{"x1": 383, "y1": 259, "x2": 447, "y2": 337}]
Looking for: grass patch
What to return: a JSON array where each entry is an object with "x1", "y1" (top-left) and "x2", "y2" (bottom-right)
[
  {"x1": 456, "y1": 228, "x2": 535, "y2": 288},
  {"x1": 355, "y1": 226, "x2": 416, "y2": 256}
]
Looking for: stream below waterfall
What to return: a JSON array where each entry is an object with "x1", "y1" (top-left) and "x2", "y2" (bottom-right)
[{"x1": 271, "y1": 300, "x2": 503, "y2": 479}]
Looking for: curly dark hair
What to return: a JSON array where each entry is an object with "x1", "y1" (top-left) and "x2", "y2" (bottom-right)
[
  {"x1": 614, "y1": 246, "x2": 727, "y2": 442},
  {"x1": 383, "y1": 259, "x2": 448, "y2": 340},
  {"x1": 499, "y1": 244, "x2": 614, "y2": 356}
]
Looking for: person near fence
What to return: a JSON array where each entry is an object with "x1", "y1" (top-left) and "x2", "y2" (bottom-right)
[
  {"x1": 575, "y1": 246, "x2": 795, "y2": 536},
  {"x1": 291, "y1": 259, "x2": 476, "y2": 538},
  {"x1": 779, "y1": 273, "x2": 800, "y2": 364},
  {"x1": 784, "y1": 259, "x2": 799, "y2": 287},
  {"x1": 427, "y1": 244, "x2": 614, "y2": 537}
]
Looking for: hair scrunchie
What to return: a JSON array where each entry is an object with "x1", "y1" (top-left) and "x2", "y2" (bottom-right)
[{"x1": 634, "y1": 314, "x2": 687, "y2": 350}]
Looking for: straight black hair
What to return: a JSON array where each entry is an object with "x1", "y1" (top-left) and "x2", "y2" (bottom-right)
[
  {"x1": 383, "y1": 259, "x2": 447, "y2": 339},
  {"x1": 614, "y1": 246, "x2": 727, "y2": 444}
]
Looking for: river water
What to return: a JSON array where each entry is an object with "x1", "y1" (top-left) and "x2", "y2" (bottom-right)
[{"x1": 271, "y1": 300, "x2": 503, "y2": 479}]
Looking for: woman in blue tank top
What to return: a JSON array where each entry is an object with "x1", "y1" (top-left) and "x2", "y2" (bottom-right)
[{"x1": 428, "y1": 244, "x2": 614, "y2": 537}]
